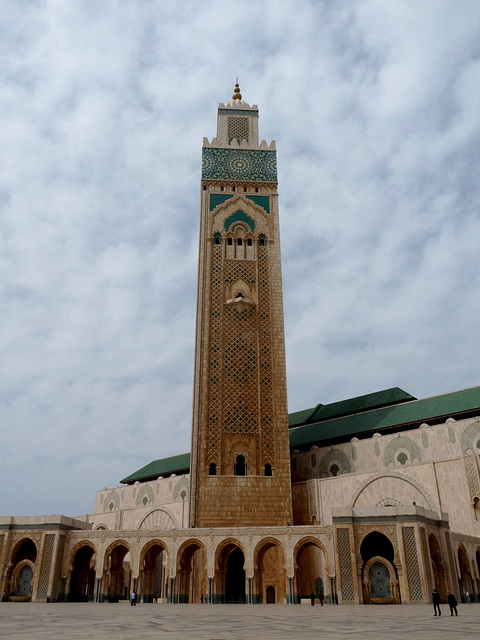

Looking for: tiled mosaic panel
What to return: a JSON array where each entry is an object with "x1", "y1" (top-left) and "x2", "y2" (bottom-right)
[
  {"x1": 36, "y1": 534, "x2": 55, "y2": 600},
  {"x1": 202, "y1": 148, "x2": 277, "y2": 182},
  {"x1": 402, "y1": 527, "x2": 423, "y2": 600},
  {"x1": 337, "y1": 528, "x2": 355, "y2": 601},
  {"x1": 218, "y1": 108, "x2": 258, "y2": 116}
]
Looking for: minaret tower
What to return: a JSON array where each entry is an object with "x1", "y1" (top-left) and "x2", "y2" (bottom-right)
[{"x1": 189, "y1": 83, "x2": 292, "y2": 527}]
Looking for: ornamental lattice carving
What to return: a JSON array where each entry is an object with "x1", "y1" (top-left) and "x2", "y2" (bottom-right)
[
  {"x1": 307, "y1": 480, "x2": 317, "y2": 522},
  {"x1": 463, "y1": 455, "x2": 480, "y2": 500},
  {"x1": 384, "y1": 436, "x2": 422, "y2": 466},
  {"x1": 402, "y1": 527, "x2": 423, "y2": 600},
  {"x1": 460, "y1": 420, "x2": 480, "y2": 454},
  {"x1": 337, "y1": 528, "x2": 355, "y2": 601},
  {"x1": 36, "y1": 534, "x2": 55, "y2": 600},
  {"x1": 318, "y1": 449, "x2": 351, "y2": 477},
  {"x1": 258, "y1": 245, "x2": 274, "y2": 463}
]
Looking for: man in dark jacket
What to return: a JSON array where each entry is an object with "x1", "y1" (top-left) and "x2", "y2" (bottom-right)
[
  {"x1": 433, "y1": 588, "x2": 441, "y2": 616},
  {"x1": 447, "y1": 591, "x2": 458, "y2": 616}
]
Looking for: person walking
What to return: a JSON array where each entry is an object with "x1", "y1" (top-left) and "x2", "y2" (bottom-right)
[
  {"x1": 130, "y1": 590, "x2": 136, "y2": 606},
  {"x1": 432, "y1": 588, "x2": 441, "y2": 616},
  {"x1": 447, "y1": 591, "x2": 458, "y2": 616},
  {"x1": 310, "y1": 592, "x2": 315, "y2": 606}
]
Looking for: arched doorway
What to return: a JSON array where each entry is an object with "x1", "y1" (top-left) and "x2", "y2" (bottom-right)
[
  {"x1": 428, "y1": 535, "x2": 447, "y2": 602},
  {"x1": 140, "y1": 542, "x2": 167, "y2": 603},
  {"x1": 176, "y1": 541, "x2": 207, "y2": 603},
  {"x1": 254, "y1": 540, "x2": 286, "y2": 604},
  {"x1": 6, "y1": 538, "x2": 37, "y2": 601},
  {"x1": 69, "y1": 544, "x2": 96, "y2": 602},
  {"x1": 215, "y1": 542, "x2": 246, "y2": 603},
  {"x1": 103, "y1": 543, "x2": 131, "y2": 602},
  {"x1": 294, "y1": 539, "x2": 327, "y2": 604},
  {"x1": 226, "y1": 548, "x2": 245, "y2": 603},
  {"x1": 360, "y1": 532, "x2": 399, "y2": 604},
  {"x1": 457, "y1": 545, "x2": 473, "y2": 602}
]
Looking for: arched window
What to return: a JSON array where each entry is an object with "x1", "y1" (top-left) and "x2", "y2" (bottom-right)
[
  {"x1": 264, "y1": 463, "x2": 272, "y2": 476},
  {"x1": 397, "y1": 452, "x2": 408, "y2": 465},
  {"x1": 227, "y1": 238, "x2": 233, "y2": 245},
  {"x1": 234, "y1": 454, "x2": 246, "y2": 476},
  {"x1": 259, "y1": 235, "x2": 267, "y2": 247},
  {"x1": 213, "y1": 233, "x2": 222, "y2": 245},
  {"x1": 237, "y1": 238, "x2": 242, "y2": 246},
  {"x1": 209, "y1": 463, "x2": 217, "y2": 476},
  {"x1": 330, "y1": 464, "x2": 339, "y2": 477},
  {"x1": 247, "y1": 238, "x2": 252, "y2": 246}
]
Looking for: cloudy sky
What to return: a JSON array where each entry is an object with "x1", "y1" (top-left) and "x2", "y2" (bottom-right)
[{"x1": 2, "y1": 0, "x2": 480, "y2": 517}]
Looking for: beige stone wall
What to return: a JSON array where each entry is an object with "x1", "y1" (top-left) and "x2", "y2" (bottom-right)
[
  {"x1": 292, "y1": 415, "x2": 480, "y2": 536},
  {"x1": 89, "y1": 473, "x2": 190, "y2": 531}
]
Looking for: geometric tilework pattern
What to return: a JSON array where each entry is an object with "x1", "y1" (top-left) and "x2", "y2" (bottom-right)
[
  {"x1": 402, "y1": 527, "x2": 424, "y2": 600},
  {"x1": 337, "y1": 528, "x2": 355, "y2": 601},
  {"x1": 36, "y1": 534, "x2": 55, "y2": 600},
  {"x1": 218, "y1": 108, "x2": 259, "y2": 116},
  {"x1": 202, "y1": 148, "x2": 277, "y2": 182}
]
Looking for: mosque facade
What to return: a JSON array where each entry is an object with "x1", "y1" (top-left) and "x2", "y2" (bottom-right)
[{"x1": 2, "y1": 86, "x2": 480, "y2": 606}]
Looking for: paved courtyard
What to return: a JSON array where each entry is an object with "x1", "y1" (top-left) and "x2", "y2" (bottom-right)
[{"x1": 0, "y1": 602, "x2": 478, "y2": 640}]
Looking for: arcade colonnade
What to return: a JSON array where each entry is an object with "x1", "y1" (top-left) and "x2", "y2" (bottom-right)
[{"x1": 2, "y1": 512, "x2": 479, "y2": 605}]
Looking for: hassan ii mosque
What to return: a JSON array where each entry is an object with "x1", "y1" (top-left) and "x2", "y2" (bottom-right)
[{"x1": 2, "y1": 83, "x2": 480, "y2": 607}]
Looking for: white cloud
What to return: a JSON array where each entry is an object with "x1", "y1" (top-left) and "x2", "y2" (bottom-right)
[{"x1": 1, "y1": 0, "x2": 479, "y2": 515}]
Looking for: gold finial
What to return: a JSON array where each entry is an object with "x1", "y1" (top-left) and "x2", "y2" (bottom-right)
[{"x1": 232, "y1": 78, "x2": 242, "y2": 100}]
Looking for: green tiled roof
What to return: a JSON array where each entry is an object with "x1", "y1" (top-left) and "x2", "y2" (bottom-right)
[
  {"x1": 120, "y1": 453, "x2": 191, "y2": 484},
  {"x1": 121, "y1": 386, "x2": 480, "y2": 483},
  {"x1": 294, "y1": 388, "x2": 416, "y2": 426},
  {"x1": 288, "y1": 407, "x2": 318, "y2": 427},
  {"x1": 289, "y1": 386, "x2": 480, "y2": 449}
]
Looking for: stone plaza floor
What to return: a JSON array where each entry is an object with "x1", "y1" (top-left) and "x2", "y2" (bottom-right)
[{"x1": 0, "y1": 602, "x2": 478, "y2": 640}]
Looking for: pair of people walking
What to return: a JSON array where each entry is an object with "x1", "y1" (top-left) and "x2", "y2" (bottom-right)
[{"x1": 432, "y1": 588, "x2": 458, "y2": 616}]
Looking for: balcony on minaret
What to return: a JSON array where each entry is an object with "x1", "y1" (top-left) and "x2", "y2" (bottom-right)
[{"x1": 226, "y1": 291, "x2": 255, "y2": 312}]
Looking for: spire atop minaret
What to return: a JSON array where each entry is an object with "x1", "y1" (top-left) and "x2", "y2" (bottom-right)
[{"x1": 232, "y1": 79, "x2": 242, "y2": 101}]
